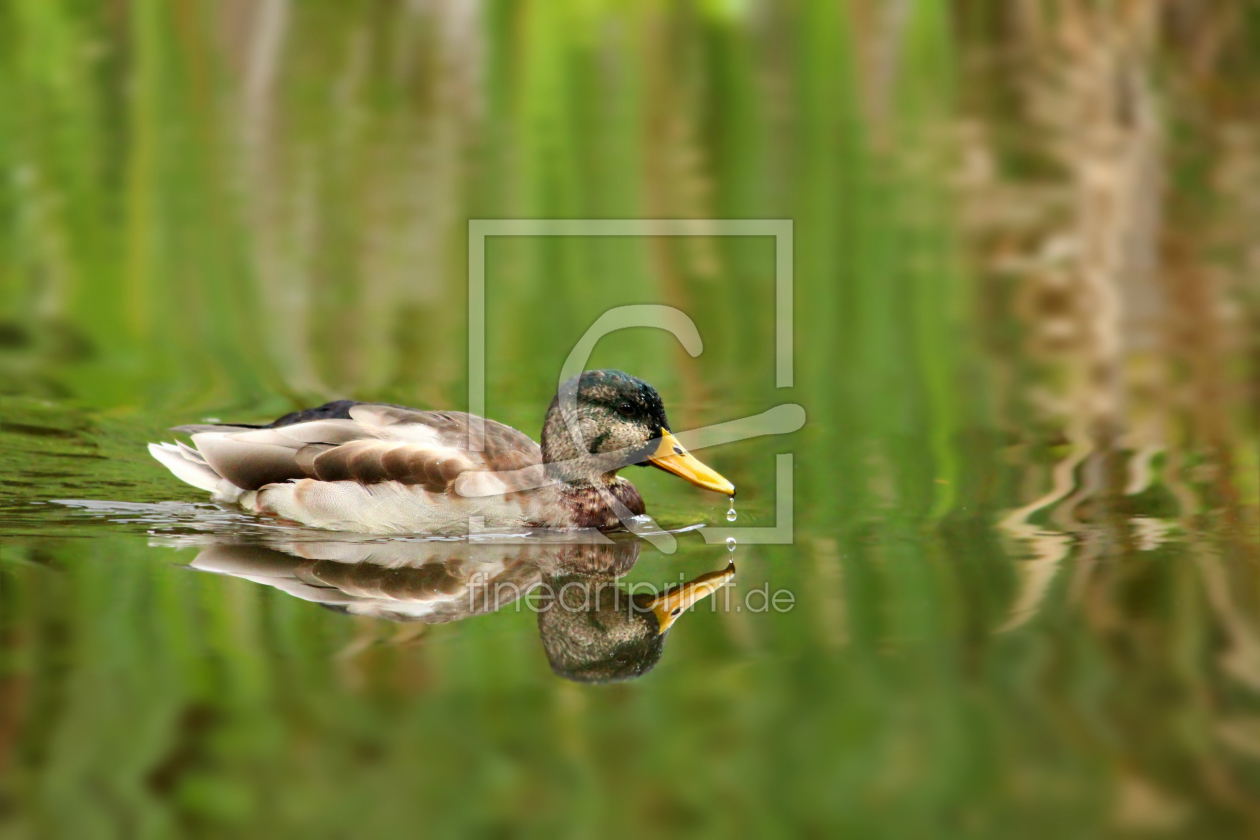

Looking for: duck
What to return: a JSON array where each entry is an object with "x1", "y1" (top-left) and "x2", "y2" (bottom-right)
[
  {"x1": 148, "y1": 369, "x2": 735, "y2": 534},
  {"x1": 184, "y1": 535, "x2": 734, "y2": 682}
]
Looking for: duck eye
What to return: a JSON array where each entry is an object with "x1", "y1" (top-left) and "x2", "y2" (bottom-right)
[{"x1": 616, "y1": 402, "x2": 635, "y2": 417}]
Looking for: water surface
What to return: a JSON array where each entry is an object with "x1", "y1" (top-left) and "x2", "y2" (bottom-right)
[{"x1": 4, "y1": 2, "x2": 1260, "y2": 837}]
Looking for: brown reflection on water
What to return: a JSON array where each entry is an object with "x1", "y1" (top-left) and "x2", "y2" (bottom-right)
[{"x1": 960, "y1": 4, "x2": 1260, "y2": 830}]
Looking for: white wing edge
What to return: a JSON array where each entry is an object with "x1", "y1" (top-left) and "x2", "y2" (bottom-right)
[{"x1": 148, "y1": 441, "x2": 248, "y2": 503}]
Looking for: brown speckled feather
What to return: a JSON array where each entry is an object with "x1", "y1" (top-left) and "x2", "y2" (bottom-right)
[
  {"x1": 562, "y1": 480, "x2": 646, "y2": 528},
  {"x1": 188, "y1": 406, "x2": 542, "y2": 494}
]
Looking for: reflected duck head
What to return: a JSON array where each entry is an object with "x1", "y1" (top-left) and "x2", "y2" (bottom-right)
[{"x1": 537, "y1": 563, "x2": 735, "y2": 684}]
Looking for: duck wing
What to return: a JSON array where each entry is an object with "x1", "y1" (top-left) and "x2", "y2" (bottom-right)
[{"x1": 176, "y1": 404, "x2": 543, "y2": 496}]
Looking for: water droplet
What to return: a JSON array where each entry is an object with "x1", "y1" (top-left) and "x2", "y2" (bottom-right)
[
  {"x1": 726, "y1": 536, "x2": 737, "y2": 551},
  {"x1": 726, "y1": 508, "x2": 737, "y2": 522}
]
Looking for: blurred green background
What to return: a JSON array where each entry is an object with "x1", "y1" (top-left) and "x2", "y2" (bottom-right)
[{"x1": 4, "y1": 1, "x2": 1260, "y2": 837}]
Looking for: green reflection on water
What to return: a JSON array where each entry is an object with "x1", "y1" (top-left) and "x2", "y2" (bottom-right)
[{"x1": 3, "y1": 1, "x2": 1260, "y2": 837}]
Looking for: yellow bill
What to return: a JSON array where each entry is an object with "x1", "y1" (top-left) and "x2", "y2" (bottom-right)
[
  {"x1": 647, "y1": 430, "x2": 735, "y2": 496},
  {"x1": 647, "y1": 564, "x2": 736, "y2": 633}
]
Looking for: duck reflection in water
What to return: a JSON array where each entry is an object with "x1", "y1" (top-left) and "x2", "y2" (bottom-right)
[{"x1": 184, "y1": 537, "x2": 734, "y2": 683}]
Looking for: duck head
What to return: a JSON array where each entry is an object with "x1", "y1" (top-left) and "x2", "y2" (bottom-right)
[{"x1": 540, "y1": 369, "x2": 735, "y2": 494}]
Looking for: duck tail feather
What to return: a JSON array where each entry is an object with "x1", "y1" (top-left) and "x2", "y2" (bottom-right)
[
  {"x1": 148, "y1": 441, "x2": 225, "y2": 494},
  {"x1": 176, "y1": 439, "x2": 207, "y2": 464}
]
